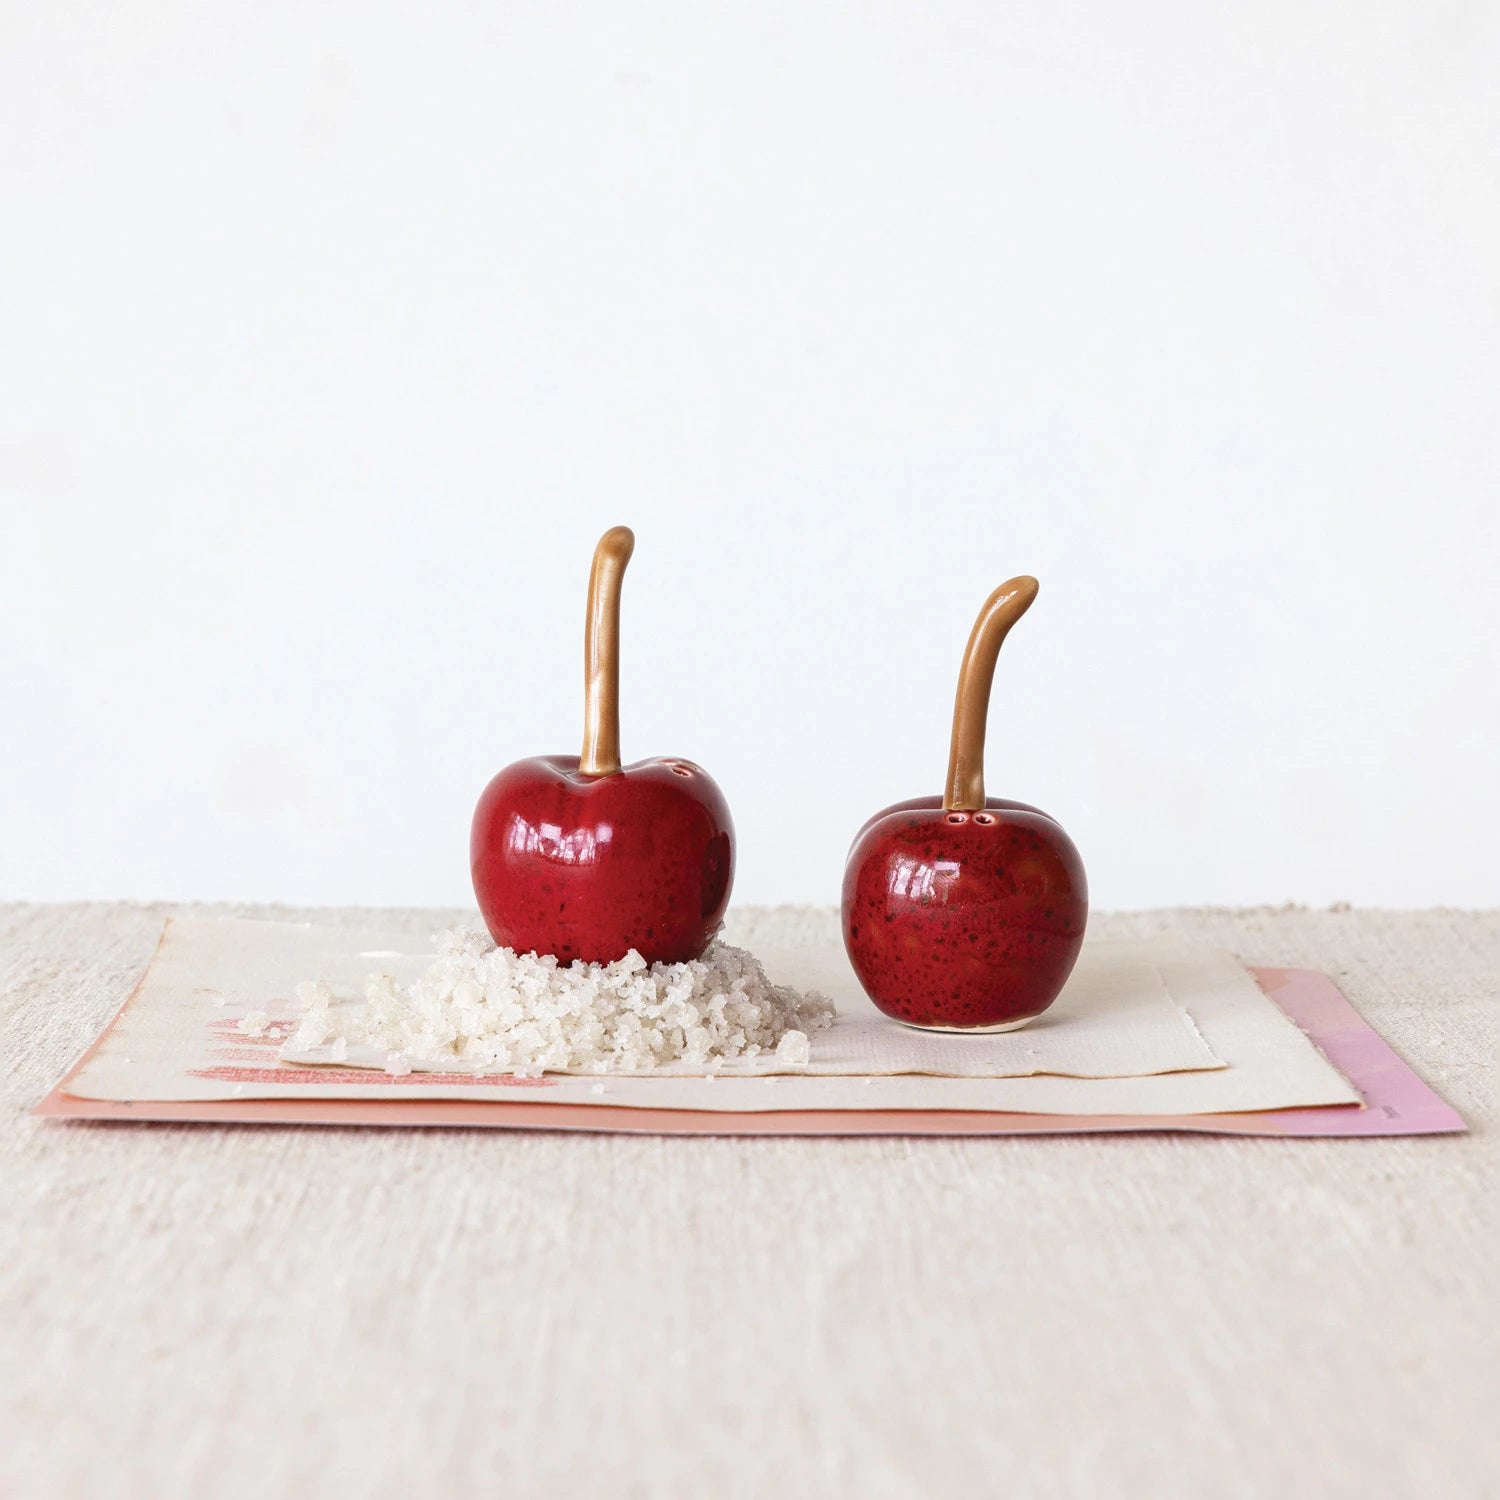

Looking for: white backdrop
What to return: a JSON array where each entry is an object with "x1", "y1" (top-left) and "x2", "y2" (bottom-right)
[{"x1": 3, "y1": 2, "x2": 1497, "y2": 909}]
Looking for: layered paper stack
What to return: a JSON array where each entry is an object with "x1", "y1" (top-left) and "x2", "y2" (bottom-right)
[{"x1": 38, "y1": 918, "x2": 1463, "y2": 1138}]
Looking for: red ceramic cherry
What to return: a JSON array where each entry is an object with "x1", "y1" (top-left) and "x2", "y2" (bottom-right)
[
  {"x1": 471, "y1": 527, "x2": 734, "y2": 965},
  {"x1": 842, "y1": 577, "x2": 1087, "y2": 1031}
]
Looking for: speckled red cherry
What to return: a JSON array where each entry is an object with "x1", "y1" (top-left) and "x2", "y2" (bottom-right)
[
  {"x1": 471, "y1": 527, "x2": 734, "y2": 965},
  {"x1": 842, "y1": 578, "x2": 1087, "y2": 1031}
]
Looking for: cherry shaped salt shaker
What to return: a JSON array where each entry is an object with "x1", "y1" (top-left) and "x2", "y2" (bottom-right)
[
  {"x1": 841, "y1": 576, "x2": 1087, "y2": 1031},
  {"x1": 471, "y1": 526, "x2": 735, "y2": 965}
]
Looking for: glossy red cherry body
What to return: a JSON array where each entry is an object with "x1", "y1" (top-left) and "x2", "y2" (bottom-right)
[
  {"x1": 472, "y1": 754, "x2": 733, "y2": 966},
  {"x1": 842, "y1": 795, "x2": 1086, "y2": 1030}
]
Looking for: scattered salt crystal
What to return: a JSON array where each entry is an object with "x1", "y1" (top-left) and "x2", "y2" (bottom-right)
[
  {"x1": 775, "y1": 1029, "x2": 811, "y2": 1066},
  {"x1": 293, "y1": 1013, "x2": 334, "y2": 1048},
  {"x1": 267, "y1": 1027, "x2": 283, "y2": 1040},
  {"x1": 590, "y1": 1083, "x2": 606, "y2": 1095},
  {"x1": 385, "y1": 1053, "x2": 412, "y2": 1077},
  {"x1": 294, "y1": 981, "x2": 333, "y2": 1010},
  {"x1": 212, "y1": 995, "x2": 227, "y2": 1008},
  {"x1": 237, "y1": 1010, "x2": 270, "y2": 1037}
]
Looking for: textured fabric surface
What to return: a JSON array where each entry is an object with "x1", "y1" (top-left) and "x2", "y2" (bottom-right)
[{"x1": 3, "y1": 902, "x2": 1496, "y2": 1499}]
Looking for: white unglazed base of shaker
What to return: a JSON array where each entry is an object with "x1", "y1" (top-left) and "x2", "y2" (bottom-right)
[{"x1": 896, "y1": 1014, "x2": 1039, "y2": 1036}]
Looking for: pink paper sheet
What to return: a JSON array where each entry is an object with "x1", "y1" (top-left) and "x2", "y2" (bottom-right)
[{"x1": 34, "y1": 966, "x2": 1463, "y2": 1138}]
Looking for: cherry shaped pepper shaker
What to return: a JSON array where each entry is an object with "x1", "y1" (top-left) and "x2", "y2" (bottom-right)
[
  {"x1": 471, "y1": 526, "x2": 735, "y2": 965},
  {"x1": 841, "y1": 576, "x2": 1087, "y2": 1030}
]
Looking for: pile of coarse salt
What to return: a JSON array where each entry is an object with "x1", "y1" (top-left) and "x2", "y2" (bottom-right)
[{"x1": 285, "y1": 928, "x2": 835, "y2": 1077}]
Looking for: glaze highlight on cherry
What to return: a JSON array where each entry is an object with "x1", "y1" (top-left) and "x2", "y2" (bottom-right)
[
  {"x1": 471, "y1": 527, "x2": 734, "y2": 966},
  {"x1": 841, "y1": 577, "x2": 1087, "y2": 1032}
]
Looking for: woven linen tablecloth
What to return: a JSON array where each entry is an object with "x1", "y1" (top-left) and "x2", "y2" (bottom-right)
[{"x1": 3, "y1": 903, "x2": 1495, "y2": 1499}]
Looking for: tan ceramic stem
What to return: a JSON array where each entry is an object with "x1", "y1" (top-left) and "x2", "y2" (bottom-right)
[
  {"x1": 943, "y1": 575, "x2": 1040, "y2": 811},
  {"x1": 579, "y1": 526, "x2": 635, "y2": 777}
]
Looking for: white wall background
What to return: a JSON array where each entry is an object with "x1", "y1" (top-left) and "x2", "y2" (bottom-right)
[{"x1": 3, "y1": 2, "x2": 1498, "y2": 910}]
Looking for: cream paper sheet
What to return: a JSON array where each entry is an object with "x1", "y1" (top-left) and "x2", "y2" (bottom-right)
[{"x1": 62, "y1": 918, "x2": 1359, "y2": 1113}]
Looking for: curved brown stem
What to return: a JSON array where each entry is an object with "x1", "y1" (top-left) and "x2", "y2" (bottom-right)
[
  {"x1": 943, "y1": 575, "x2": 1040, "y2": 811},
  {"x1": 579, "y1": 526, "x2": 635, "y2": 776}
]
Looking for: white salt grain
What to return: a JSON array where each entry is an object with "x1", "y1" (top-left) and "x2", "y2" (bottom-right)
[
  {"x1": 237, "y1": 1010, "x2": 270, "y2": 1037},
  {"x1": 294, "y1": 928, "x2": 834, "y2": 1077},
  {"x1": 295, "y1": 981, "x2": 333, "y2": 1010},
  {"x1": 775, "y1": 1030, "x2": 811, "y2": 1066}
]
